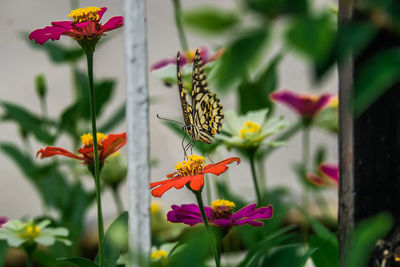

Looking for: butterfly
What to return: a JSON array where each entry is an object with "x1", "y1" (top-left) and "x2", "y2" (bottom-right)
[{"x1": 176, "y1": 49, "x2": 223, "y2": 153}]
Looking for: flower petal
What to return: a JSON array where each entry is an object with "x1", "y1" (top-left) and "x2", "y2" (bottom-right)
[
  {"x1": 98, "y1": 7, "x2": 107, "y2": 21},
  {"x1": 29, "y1": 23, "x2": 72, "y2": 45},
  {"x1": 203, "y1": 157, "x2": 241, "y2": 176},
  {"x1": 271, "y1": 90, "x2": 305, "y2": 115},
  {"x1": 102, "y1": 16, "x2": 124, "y2": 32},
  {"x1": 320, "y1": 163, "x2": 339, "y2": 183},
  {"x1": 189, "y1": 174, "x2": 205, "y2": 191},
  {"x1": 150, "y1": 175, "x2": 193, "y2": 197},
  {"x1": 102, "y1": 133, "x2": 127, "y2": 159},
  {"x1": 36, "y1": 147, "x2": 83, "y2": 160},
  {"x1": 232, "y1": 205, "x2": 273, "y2": 226},
  {"x1": 167, "y1": 204, "x2": 212, "y2": 226}
]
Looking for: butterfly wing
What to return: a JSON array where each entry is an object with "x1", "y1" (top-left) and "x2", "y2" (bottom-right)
[
  {"x1": 191, "y1": 49, "x2": 224, "y2": 143},
  {"x1": 176, "y1": 52, "x2": 194, "y2": 127}
]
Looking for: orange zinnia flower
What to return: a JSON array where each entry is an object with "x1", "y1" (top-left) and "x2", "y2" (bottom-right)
[
  {"x1": 36, "y1": 132, "x2": 126, "y2": 167},
  {"x1": 150, "y1": 155, "x2": 240, "y2": 197}
]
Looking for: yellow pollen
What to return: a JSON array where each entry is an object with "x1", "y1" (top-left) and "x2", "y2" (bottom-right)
[
  {"x1": 80, "y1": 132, "x2": 107, "y2": 147},
  {"x1": 150, "y1": 202, "x2": 162, "y2": 215},
  {"x1": 20, "y1": 225, "x2": 41, "y2": 239},
  {"x1": 174, "y1": 154, "x2": 206, "y2": 176},
  {"x1": 329, "y1": 95, "x2": 338, "y2": 108},
  {"x1": 151, "y1": 250, "x2": 168, "y2": 260},
  {"x1": 211, "y1": 199, "x2": 235, "y2": 210},
  {"x1": 300, "y1": 94, "x2": 318, "y2": 102},
  {"x1": 240, "y1": 121, "x2": 261, "y2": 139},
  {"x1": 185, "y1": 49, "x2": 197, "y2": 62},
  {"x1": 68, "y1": 7, "x2": 102, "y2": 23}
]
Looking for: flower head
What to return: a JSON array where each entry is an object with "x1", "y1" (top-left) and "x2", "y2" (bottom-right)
[
  {"x1": 167, "y1": 201, "x2": 273, "y2": 228},
  {"x1": 150, "y1": 47, "x2": 223, "y2": 71},
  {"x1": 0, "y1": 219, "x2": 70, "y2": 248},
  {"x1": 29, "y1": 6, "x2": 123, "y2": 46},
  {"x1": 151, "y1": 249, "x2": 168, "y2": 260},
  {"x1": 217, "y1": 109, "x2": 288, "y2": 149},
  {"x1": 307, "y1": 163, "x2": 339, "y2": 187},
  {"x1": 36, "y1": 132, "x2": 126, "y2": 167},
  {"x1": 271, "y1": 90, "x2": 332, "y2": 118},
  {"x1": 150, "y1": 156, "x2": 240, "y2": 197},
  {"x1": 0, "y1": 217, "x2": 9, "y2": 228}
]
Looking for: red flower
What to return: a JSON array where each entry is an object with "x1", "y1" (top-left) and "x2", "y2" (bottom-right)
[
  {"x1": 29, "y1": 7, "x2": 123, "y2": 45},
  {"x1": 271, "y1": 89, "x2": 332, "y2": 118},
  {"x1": 36, "y1": 132, "x2": 126, "y2": 166},
  {"x1": 150, "y1": 155, "x2": 240, "y2": 197}
]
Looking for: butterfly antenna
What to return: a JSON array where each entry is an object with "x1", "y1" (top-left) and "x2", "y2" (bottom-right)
[
  {"x1": 156, "y1": 114, "x2": 184, "y2": 126},
  {"x1": 206, "y1": 153, "x2": 215, "y2": 164}
]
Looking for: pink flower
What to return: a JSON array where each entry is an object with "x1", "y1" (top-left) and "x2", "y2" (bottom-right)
[
  {"x1": 307, "y1": 163, "x2": 338, "y2": 187},
  {"x1": 150, "y1": 47, "x2": 224, "y2": 71},
  {"x1": 0, "y1": 217, "x2": 8, "y2": 228},
  {"x1": 167, "y1": 201, "x2": 273, "y2": 228},
  {"x1": 29, "y1": 7, "x2": 123, "y2": 45},
  {"x1": 271, "y1": 90, "x2": 332, "y2": 118}
]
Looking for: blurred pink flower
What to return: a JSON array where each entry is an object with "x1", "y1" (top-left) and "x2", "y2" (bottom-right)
[
  {"x1": 29, "y1": 7, "x2": 123, "y2": 45},
  {"x1": 307, "y1": 163, "x2": 338, "y2": 187},
  {"x1": 0, "y1": 217, "x2": 9, "y2": 228},
  {"x1": 150, "y1": 47, "x2": 223, "y2": 71},
  {"x1": 271, "y1": 90, "x2": 332, "y2": 118}
]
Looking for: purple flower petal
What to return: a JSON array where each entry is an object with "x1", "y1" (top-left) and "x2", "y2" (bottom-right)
[
  {"x1": 231, "y1": 203, "x2": 257, "y2": 220},
  {"x1": 232, "y1": 205, "x2": 273, "y2": 227},
  {"x1": 0, "y1": 216, "x2": 9, "y2": 228},
  {"x1": 98, "y1": 7, "x2": 107, "y2": 21},
  {"x1": 167, "y1": 204, "x2": 212, "y2": 226},
  {"x1": 320, "y1": 163, "x2": 339, "y2": 183},
  {"x1": 29, "y1": 24, "x2": 71, "y2": 45},
  {"x1": 102, "y1": 16, "x2": 124, "y2": 32}
]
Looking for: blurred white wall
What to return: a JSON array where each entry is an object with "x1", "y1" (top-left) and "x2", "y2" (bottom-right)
[{"x1": 0, "y1": 0, "x2": 338, "y2": 221}]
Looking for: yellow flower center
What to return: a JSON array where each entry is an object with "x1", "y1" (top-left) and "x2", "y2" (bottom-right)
[
  {"x1": 80, "y1": 132, "x2": 107, "y2": 147},
  {"x1": 68, "y1": 7, "x2": 102, "y2": 23},
  {"x1": 185, "y1": 49, "x2": 197, "y2": 62},
  {"x1": 329, "y1": 95, "x2": 338, "y2": 108},
  {"x1": 151, "y1": 250, "x2": 168, "y2": 260},
  {"x1": 300, "y1": 94, "x2": 318, "y2": 102},
  {"x1": 211, "y1": 199, "x2": 235, "y2": 218},
  {"x1": 150, "y1": 202, "x2": 162, "y2": 215},
  {"x1": 174, "y1": 154, "x2": 206, "y2": 176},
  {"x1": 20, "y1": 225, "x2": 41, "y2": 239},
  {"x1": 240, "y1": 121, "x2": 261, "y2": 139}
]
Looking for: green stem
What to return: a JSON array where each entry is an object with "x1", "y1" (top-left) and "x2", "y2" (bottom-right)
[
  {"x1": 85, "y1": 51, "x2": 104, "y2": 267},
  {"x1": 205, "y1": 174, "x2": 212, "y2": 205},
  {"x1": 112, "y1": 186, "x2": 124, "y2": 214},
  {"x1": 172, "y1": 0, "x2": 189, "y2": 52},
  {"x1": 302, "y1": 125, "x2": 310, "y2": 168},
  {"x1": 194, "y1": 191, "x2": 221, "y2": 267},
  {"x1": 248, "y1": 149, "x2": 262, "y2": 205},
  {"x1": 26, "y1": 253, "x2": 33, "y2": 267},
  {"x1": 257, "y1": 157, "x2": 267, "y2": 195}
]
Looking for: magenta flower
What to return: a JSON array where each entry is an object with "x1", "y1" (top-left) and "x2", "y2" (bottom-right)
[
  {"x1": 167, "y1": 200, "x2": 273, "y2": 228},
  {"x1": 271, "y1": 90, "x2": 332, "y2": 118},
  {"x1": 0, "y1": 217, "x2": 9, "y2": 228},
  {"x1": 150, "y1": 47, "x2": 224, "y2": 71},
  {"x1": 29, "y1": 7, "x2": 123, "y2": 45},
  {"x1": 307, "y1": 163, "x2": 338, "y2": 187}
]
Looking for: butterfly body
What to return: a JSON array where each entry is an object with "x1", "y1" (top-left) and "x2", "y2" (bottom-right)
[{"x1": 177, "y1": 49, "x2": 223, "y2": 146}]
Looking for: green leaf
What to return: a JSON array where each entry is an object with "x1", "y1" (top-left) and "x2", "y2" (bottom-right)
[
  {"x1": 27, "y1": 39, "x2": 84, "y2": 64},
  {"x1": 344, "y1": 213, "x2": 393, "y2": 267},
  {"x1": 161, "y1": 120, "x2": 221, "y2": 155},
  {"x1": 0, "y1": 101, "x2": 55, "y2": 144},
  {"x1": 0, "y1": 240, "x2": 7, "y2": 267},
  {"x1": 245, "y1": 0, "x2": 308, "y2": 17},
  {"x1": 309, "y1": 235, "x2": 338, "y2": 267},
  {"x1": 94, "y1": 212, "x2": 128, "y2": 267},
  {"x1": 286, "y1": 13, "x2": 336, "y2": 65},
  {"x1": 183, "y1": 6, "x2": 239, "y2": 34},
  {"x1": 238, "y1": 54, "x2": 282, "y2": 114},
  {"x1": 57, "y1": 257, "x2": 98, "y2": 267},
  {"x1": 212, "y1": 29, "x2": 269, "y2": 92},
  {"x1": 353, "y1": 49, "x2": 400, "y2": 116},
  {"x1": 0, "y1": 142, "x2": 38, "y2": 179},
  {"x1": 99, "y1": 103, "x2": 126, "y2": 133}
]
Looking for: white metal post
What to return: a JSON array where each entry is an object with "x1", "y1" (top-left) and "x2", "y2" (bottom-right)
[{"x1": 123, "y1": 0, "x2": 151, "y2": 265}]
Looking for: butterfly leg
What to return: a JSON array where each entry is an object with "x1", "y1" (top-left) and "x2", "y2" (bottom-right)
[{"x1": 181, "y1": 133, "x2": 187, "y2": 160}]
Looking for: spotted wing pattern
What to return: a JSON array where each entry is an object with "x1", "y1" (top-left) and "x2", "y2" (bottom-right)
[
  {"x1": 191, "y1": 49, "x2": 224, "y2": 143},
  {"x1": 176, "y1": 52, "x2": 194, "y2": 127}
]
